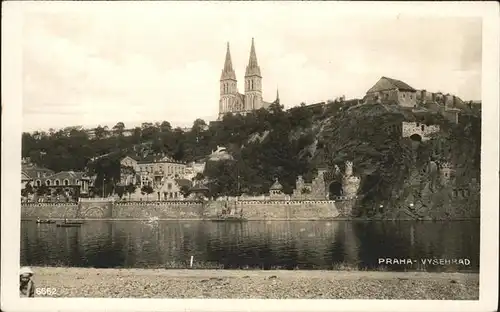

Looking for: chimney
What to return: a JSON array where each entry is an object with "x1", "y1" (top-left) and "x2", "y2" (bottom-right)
[
  {"x1": 452, "y1": 95, "x2": 456, "y2": 107},
  {"x1": 421, "y1": 90, "x2": 426, "y2": 104}
]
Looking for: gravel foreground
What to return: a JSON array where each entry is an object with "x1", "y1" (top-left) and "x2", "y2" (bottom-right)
[{"x1": 30, "y1": 267, "x2": 479, "y2": 300}]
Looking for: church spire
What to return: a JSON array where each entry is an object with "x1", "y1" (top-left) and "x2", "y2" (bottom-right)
[
  {"x1": 245, "y1": 38, "x2": 261, "y2": 77},
  {"x1": 221, "y1": 42, "x2": 236, "y2": 80},
  {"x1": 275, "y1": 87, "x2": 280, "y2": 104}
]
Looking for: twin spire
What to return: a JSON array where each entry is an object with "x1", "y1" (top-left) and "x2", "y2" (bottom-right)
[
  {"x1": 245, "y1": 38, "x2": 261, "y2": 77},
  {"x1": 221, "y1": 38, "x2": 261, "y2": 81},
  {"x1": 221, "y1": 42, "x2": 236, "y2": 80}
]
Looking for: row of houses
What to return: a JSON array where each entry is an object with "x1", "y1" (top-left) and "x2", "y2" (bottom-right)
[{"x1": 21, "y1": 163, "x2": 96, "y2": 201}]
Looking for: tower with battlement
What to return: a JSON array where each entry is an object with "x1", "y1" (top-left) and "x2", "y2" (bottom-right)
[
  {"x1": 439, "y1": 162, "x2": 455, "y2": 184},
  {"x1": 342, "y1": 161, "x2": 361, "y2": 197}
]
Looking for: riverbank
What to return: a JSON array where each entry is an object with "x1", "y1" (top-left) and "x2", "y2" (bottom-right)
[
  {"x1": 21, "y1": 217, "x2": 481, "y2": 221},
  {"x1": 30, "y1": 267, "x2": 479, "y2": 299}
]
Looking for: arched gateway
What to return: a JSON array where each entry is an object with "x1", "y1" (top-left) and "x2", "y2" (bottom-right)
[{"x1": 318, "y1": 168, "x2": 344, "y2": 199}]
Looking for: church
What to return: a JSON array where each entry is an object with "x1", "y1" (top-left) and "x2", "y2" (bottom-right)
[{"x1": 218, "y1": 38, "x2": 279, "y2": 120}]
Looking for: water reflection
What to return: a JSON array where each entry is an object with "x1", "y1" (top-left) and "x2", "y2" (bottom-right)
[{"x1": 20, "y1": 220, "x2": 479, "y2": 272}]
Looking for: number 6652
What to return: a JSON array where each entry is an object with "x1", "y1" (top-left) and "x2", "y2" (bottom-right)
[{"x1": 35, "y1": 288, "x2": 57, "y2": 296}]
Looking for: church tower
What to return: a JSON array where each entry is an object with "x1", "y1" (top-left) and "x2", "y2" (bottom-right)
[
  {"x1": 219, "y1": 42, "x2": 239, "y2": 119},
  {"x1": 244, "y1": 38, "x2": 263, "y2": 111}
]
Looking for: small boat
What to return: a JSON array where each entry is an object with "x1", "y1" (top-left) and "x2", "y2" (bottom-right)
[
  {"x1": 35, "y1": 220, "x2": 56, "y2": 224},
  {"x1": 210, "y1": 215, "x2": 247, "y2": 222},
  {"x1": 63, "y1": 221, "x2": 84, "y2": 225},
  {"x1": 56, "y1": 223, "x2": 82, "y2": 228}
]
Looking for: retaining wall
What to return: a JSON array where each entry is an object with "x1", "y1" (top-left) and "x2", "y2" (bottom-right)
[
  {"x1": 21, "y1": 199, "x2": 356, "y2": 220},
  {"x1": 22, "y1": 203, "x2": 79, "y2": 219},
  {"x1": 113, "y1": 201, "x2": 206, "y2": 219},
  {"x1": 232, "y1": 200, "x2": 341, "y2": 220}
]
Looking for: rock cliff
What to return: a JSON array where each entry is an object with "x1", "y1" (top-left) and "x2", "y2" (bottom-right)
[{"x1": 318, "y1": 103, "x2": 480, "y2": 219}]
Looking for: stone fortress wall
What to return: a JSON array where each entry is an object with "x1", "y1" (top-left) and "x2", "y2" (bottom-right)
[{"x1": 402, "y1": 122, "x2": 440, "y2": 141}]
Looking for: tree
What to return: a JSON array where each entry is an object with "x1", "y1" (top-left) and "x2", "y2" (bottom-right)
[
  {"x1": 126, "y1": 183, "x2": 137, "y2": 200},
  {"x1": 160, "y1": 121, "x2": 172, "y2": 133},
  {"x1": 141, "y1": 184, "x2": 154, "y2": 201},
  {"x1": 69, "y1": 187, "x2": 80, "y2": 202},
  {"x1": 115, "y1": 185, "x2": 125, "y2": 199},
  {"x1": 179, "y1": 185, "x2": 191, "y2": 198},
  {"x1": 21, "y1": 182, "x2": 34, "y2": 198},
  {"x1": 94, "y1": 126, "x2": 108, "y2": 140},
  {"x1": 54, "y1": 187, "x2": 65, "y2": 202},
  {"x1": 301, "y1": 187, "x2": 311, "y2": 194},
  {"x1": 141, "y1": 123, "x2": 157, "y2": 141},
  {"x1": 36, "y1": 184, "x2": 50, "y2": 199},
  {"x1": 113, "y1": 122, "x2": 126, "y2": 136}
]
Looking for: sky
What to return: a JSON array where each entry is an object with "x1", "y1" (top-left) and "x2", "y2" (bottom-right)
[{"x1": 20, "y1": 2, "x2": 482, "y2": 132}]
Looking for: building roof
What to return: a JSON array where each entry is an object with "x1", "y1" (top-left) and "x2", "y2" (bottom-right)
[
  {"x1": 47, "y1": 171, "x2": 89, "y2": 181},
  {"x1": 189, "y1": 181, "x2": 209, "y2": 192},
  {"x1": 366, "y1": 76, "x2": 416, "y2": 93},
  {"x1": 270, "y1": 178, "x2": 283, "y2": 191},
  {"x1": 136, "y1": 154, "x2": 185, "y2": 165},
  {"x1": 22, "y1": 165, "x2": 55, "y2": 179},
  {"x1": 121, "y1": 155, "x2": 140, "y2": 162},
  {"x1": 21, "y1": 171, "x2": 32, "y2": 181},
  {"x1": 175, "y1": 179, "x2": 192, "y2": 188}
]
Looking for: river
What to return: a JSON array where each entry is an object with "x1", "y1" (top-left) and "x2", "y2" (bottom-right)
[{"x1": 20, "y1": 220, "x2": 479, "y2": 272}]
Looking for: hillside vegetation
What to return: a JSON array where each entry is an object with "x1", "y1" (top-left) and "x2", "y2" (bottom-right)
[{"x1": 22, "y1": 100, "x2": 481, "y2": 219}]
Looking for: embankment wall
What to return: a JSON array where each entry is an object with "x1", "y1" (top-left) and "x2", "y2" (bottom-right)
[{"x1": 21, "y1": 199, "x2": 356, "y2": 220}]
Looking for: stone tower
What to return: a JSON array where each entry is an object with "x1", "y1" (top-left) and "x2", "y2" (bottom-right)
[
  {"x1": 244, "y1": 38, "x2": 263, "y2": 111},
  {"x1": 439, "y1": 162, "x2": 454, "y2": 184},
  {"x1": 342, "y1": 161, "x2": 361, "y2": 198},
  {"x1": 220, "y1": 43, "x2": 239, "y2": 116}
]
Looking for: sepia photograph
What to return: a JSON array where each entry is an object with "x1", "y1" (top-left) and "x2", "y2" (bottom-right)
[{"x1": 2, "y1": 1, "x2": 499, "y2": 312}]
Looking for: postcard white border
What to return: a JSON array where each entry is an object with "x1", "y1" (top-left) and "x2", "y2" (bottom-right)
[{"x1": 2, "y1": 1, "x2": 498, "y2": 312}]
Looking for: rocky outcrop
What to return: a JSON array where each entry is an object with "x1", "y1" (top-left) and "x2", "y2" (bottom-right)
[{"x1": 318, "y1": 103, "x2": 480, "y2": 220}]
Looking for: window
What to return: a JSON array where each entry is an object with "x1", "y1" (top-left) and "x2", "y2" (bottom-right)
[
  {"x1": 402, "y1": 93, "x2": 406, "y2": 98},
  {"x1": 410, "y1": 95, "x2": 413, "y2": 99},
  {"x1": 36, "y1": 180, "x2": 41, "y2": 187},
  {"x1": 55, "y1": 179, "x2": 60, "y2": 186},
  {"x1": 421, "y1": 125, "x2": 425, "y2": 131},
  {"x1": 167, "y1": 183, "x2": 172, "y2": 190},
  {"x1": 46, "y1": 180, "x2": 51, "y2": 186},
  {"x1": 64, "y1": 179, "x2": 69, "y2": 186}
]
